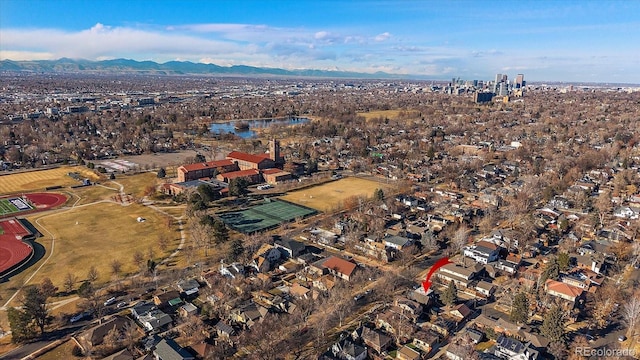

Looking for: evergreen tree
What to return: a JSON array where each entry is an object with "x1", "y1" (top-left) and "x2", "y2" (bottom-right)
[
  {"x1": 213, "y1": 219, "x2": 229, "y2": 244},
  {"x1": 7, "y1": 307, "x2": 35, "y2": 343},
  {"x1": 540, "y1": 258, "x2": 560, "y2": 285},
  {"x1": 557, "y1": 252, "x2": 570, "y2": 272},
  {"x1": 157, "y1": 167, "x2": 166, "y2": 178},
  {"x1": 78, "y1": 281, "x2": 94, "y2": 299},
  {"x1": 541, "y1": 306, "x2": 565, "y2": 343},
  {"x1": 228, "y1": 177, "x2": 249, "y2": 196},
  {"x1": 21, "y1": 286, "x2": 50, "y2": 335},
  {"x1": 373, "y1": 188, "x2": 384, "y2": 201},
  {"x1": 441, "y1": 280, "x2": 458, "y2": 306},
  {"x1": 510, "y1": 292, "x2": 529, "y2": 324},
  {"x1": 227, "y1": 238, "x2": 245, "y2": 262},
  {"x1": 198, "y1": 184, "x2": 218, "y2": 202}
]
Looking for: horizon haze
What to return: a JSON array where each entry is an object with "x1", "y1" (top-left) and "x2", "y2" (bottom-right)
[{"x1": 1, "y1": 0, "x2": 639, "y2": 83}]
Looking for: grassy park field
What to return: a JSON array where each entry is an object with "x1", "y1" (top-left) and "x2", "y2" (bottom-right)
[
  {"x1": 356, "y1": 109, "x2": 420, "y2": 122},
  {"x1": 0, "y1": 202, "x2": 180, "y2": 307},
  {"x1": 0, "y1": 166, "x2": 99, "y2": 194},
  {"x1": 280, "y1": 177, "x2": 392, "y2": 212},
  {"x1": 30, "y1": 202, "x2": 179, "y2": 286}
]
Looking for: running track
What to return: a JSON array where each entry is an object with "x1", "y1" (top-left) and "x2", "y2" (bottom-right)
[{"x1": 0, "y1": 192, "x2": 67, "y2": 274}]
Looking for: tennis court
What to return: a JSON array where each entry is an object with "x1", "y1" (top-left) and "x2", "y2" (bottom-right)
[{"x1": 219, "y1": 199, "x2": 317, "y2": 234}]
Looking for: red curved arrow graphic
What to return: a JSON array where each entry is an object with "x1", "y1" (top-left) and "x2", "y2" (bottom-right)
[{"x1": 422, "y1": 257, "x2": 452, "y2": 292}]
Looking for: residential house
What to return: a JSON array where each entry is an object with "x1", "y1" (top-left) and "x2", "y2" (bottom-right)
[
  {"x1": 613, "y1": 206, "x2": 640, "y2": 219},
  {"x1": 215, "y1": 321, "x2": 236, "y2": 340},
  {"x1": 412, "y1": 329, "x2": 440, "y2": 354},
  {"x1": 190, "y1": 342, "x2": 215, "y2": 359},
  {"x1": 131, "y1": 301, "x2": 156, "y2": 320},
  {"x1": 544, "y1": 279, "x2": 584, "y2": 307},
  {"x1": 409, "y1": 286, "x2": 434, "y2": 306},
  {"x1": 437, "y1": 263, "x2": 482, "y2": 288},
  {"x1": 491, "y1": 335, "x2": 539, "y2": 360},
  {"x1": 383, "y1": 234, "x2": 413, "y2": 250},
  {"x1": 463, "y1": 241, "x2": 500, "y2": 264},
  {"x1": 394, "y1": 297, "x2": 423, "y2": 321},
  {"x1": 321, "y1": 256, "x2": 357, "y2": 281},
  {"x1": 153, "y1": 290, "x2": 183, "y2": 311},
  {"x1": 102, "y1": 348, "x2": 136, "y2": 360},
  {"x1": 448, "y1": 303, "x2": 473, "y2": 323},
  {"x1": 466, "y1": 328, "x2": 485, "y2": 344},
  {"x1": 178, "y1": 302, "x2": 198, "y2": 317},
  {"x1": 219, "y1": 262, "x2": 246, "y2": 279},
  {"x1": 577, "y1": 241, "x2": 614, "y2": 258},
  {"x1": 360, "y1": 326, "x2": 392, "y2": 354},
  {"x1": 429, "y1": 317, "x2": 458, "y2": 338},
  {"x1": 274, "y1": 238, "x2": 307, "y2": 258},
  {"x1": 397, "y1": 345, "x2": 422, "y2": 360},
  {"x1": 76, "y1": 316, "x2": 135, "y2": 351},
  {"x1": 153, "y1": 338, "x2": 195, "y2": 360},
  {"x1": 496, "y1": 259, "x2": 519, "y2": 275},
  {"x1": 139, "y1": 309, "x2": 172, "y2": 332},
  {"x1": 289, "y1": 282, "x2": 311, "y2": 299},
  {"x1": 327, "y1": 338, "x2": 367, "y2": 360},
  {"x1": 446, "y1": 343, "x2": 473, "y2": 360},
  {"x1": 229, "y1": 301, "x2": 268, "y2": 328},
  {"x1": 312, "y1": 274, "x2": 336, "y2": 292},
  {"x1": 176, "y1": 278, "x2": 200, "y2": 297},
  {"x1": 475, "y1": 281, "x2": 496, "y2": 298},
  {"x1": 250, "y1": 244, "x2": 282, "y2": 273}
]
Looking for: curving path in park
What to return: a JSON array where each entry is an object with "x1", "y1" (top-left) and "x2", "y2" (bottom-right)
[{"x1": 0, "y1": 184, "x2": 186, "y2": 311}]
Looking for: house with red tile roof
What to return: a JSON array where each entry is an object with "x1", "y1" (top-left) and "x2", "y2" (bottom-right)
[
  {"x1": 321, "y1": 256, "x2": 357, "y2": 281},
  {"x1": 544, "y1": 279, "x2": 584, "y2": 306}
]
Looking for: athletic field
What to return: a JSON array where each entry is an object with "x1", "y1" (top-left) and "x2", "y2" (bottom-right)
[
  {"x1": 280, "y1": 177, "x2": 392, "y2": 212},
  {"x1": 0, "y1": 197, "x2": 33, "y2": 216},
  {"x1": 0, "y1": 166, "x2": 99, "y2": 194},
  {"x1": 219, "y1": 199, "x2": 316, "y2": 234}
]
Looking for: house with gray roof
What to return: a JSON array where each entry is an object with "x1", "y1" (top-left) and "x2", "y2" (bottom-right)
[{"x1": 153, "y1": 338, "x2": 194, "y2": 360}]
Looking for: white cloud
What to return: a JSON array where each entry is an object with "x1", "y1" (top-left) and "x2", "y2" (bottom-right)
[
  {"x1": 3, "y1": 22, "x2": 638, "y2": 81},
  {"x1": 374, "y1": 32, "x2": 391, "y2": 42},
  {"x1": 0, "y1": 50, "x2": 56, "y2": 61}
]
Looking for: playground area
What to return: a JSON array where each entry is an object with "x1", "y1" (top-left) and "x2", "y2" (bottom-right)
[
  {"x1": 280, "y1": 177, "x2": 392, "y2": 212},
  {"x1": 219, "y1": 199, "x2": 317, "y2": 234}
]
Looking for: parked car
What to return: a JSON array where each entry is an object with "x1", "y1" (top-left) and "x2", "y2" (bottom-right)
[
  {"x1": 104, "y1": 297, "x2": 117, "y2": 306},
  {"x1": 70, "y1": 311, "x2": 91, "y2": 323}
]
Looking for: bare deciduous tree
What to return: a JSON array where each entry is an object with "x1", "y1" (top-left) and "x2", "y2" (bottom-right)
[{"x1": 622, "y1": 293, "x2": 640, "y2": 336}]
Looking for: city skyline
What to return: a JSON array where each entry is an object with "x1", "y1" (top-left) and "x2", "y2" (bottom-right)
[{"x1": 1, "y1": 0, "x2": 639, "y2": 83}]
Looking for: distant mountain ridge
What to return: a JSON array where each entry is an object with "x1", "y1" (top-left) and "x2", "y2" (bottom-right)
[{"x1": 0, "y1": 58, "x2": 407, "y2": 79}]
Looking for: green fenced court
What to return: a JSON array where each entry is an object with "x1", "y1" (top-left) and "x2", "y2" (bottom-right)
[{"x1": 219, "y1": 199, "x2": 317, "y2": 234}]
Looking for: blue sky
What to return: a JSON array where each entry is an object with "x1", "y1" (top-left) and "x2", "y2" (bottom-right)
[{"x1": 1, "y1": 0, "x2": 639, "y2": 82}]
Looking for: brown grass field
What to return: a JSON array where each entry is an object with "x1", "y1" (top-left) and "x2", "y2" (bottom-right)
[
  {"x1": 0, "y1": 202, "x2": 180, "y2": 307},
  {"x1": 0, "y1": 166, "x2": 100, "y2": 195},
  {"x1": 110, "y1": 172, "x2": 160, "y2": 198},
  {"x1": 280, "y1": 177, "x2": 392, "y2": 212},
  {"x1": 356, "y1": 109, "x2": 420, "y2": 122}
]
